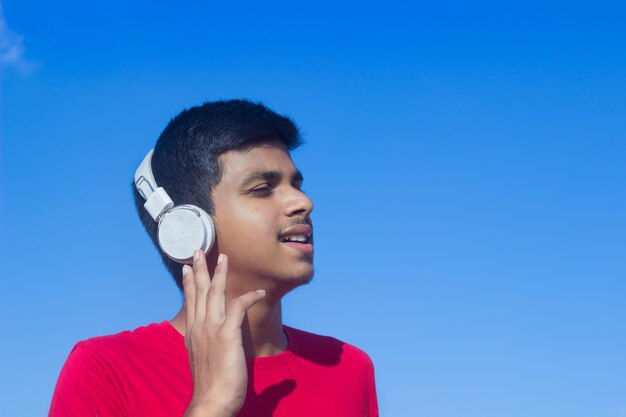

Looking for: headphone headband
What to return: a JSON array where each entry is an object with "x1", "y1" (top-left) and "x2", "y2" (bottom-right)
[
  {"x1": 134, "y1": 149, "x2": 158, "y2": 200},
  {"x1": 134, "y1": 149, "x2": 174, "y2": 221}
]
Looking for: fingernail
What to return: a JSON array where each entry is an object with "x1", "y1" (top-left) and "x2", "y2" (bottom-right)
[
  {"x1": 193, "y1": 250, "x2": 201, "y2": 262},
  {"x1": 182, "y1": 265, "x2": 190, "y2": 276},
  {"x1": 217, "y1": 253, "x2": 224, "y2": 264},
  {"x1": 256, "y1": 289, "x2": 266, "y2": 296}
]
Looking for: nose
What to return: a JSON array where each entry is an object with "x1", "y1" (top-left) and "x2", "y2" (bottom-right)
[{"x1": 284, "y1": 188, "x2": 314, "y2": 218}]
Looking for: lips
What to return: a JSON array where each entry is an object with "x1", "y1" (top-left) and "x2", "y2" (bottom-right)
[
  {"x1": 278, "y1": 224, "x2": 312, "y2": 243},
  {"x1": 278, "y1": 223, "x2": 314, "y2": 255}
]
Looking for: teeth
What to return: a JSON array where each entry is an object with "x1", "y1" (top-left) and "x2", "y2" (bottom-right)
[{"x1": 282, "y1": 235, "x2": 307, "y2": 243}]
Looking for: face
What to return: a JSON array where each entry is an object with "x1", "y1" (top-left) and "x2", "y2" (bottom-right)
[{"x1": 210, "y1": 140, "x2": 314, "y2": 293}]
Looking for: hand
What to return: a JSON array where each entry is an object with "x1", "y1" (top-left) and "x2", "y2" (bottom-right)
[{"x1": 182, "y1": 250, "x2": 266, "y2": 417}]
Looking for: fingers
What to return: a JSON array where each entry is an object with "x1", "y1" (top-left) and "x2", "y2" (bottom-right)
[
  {"x1": 208, "y1": 254, "x2": 227, "y2": 322},
  {"x1": 185, "y1": 250, "x2": 266, "y2": 334},
  {"x1": 182, "y1": 264, "x2": 196, "y2": 331},
  {"x1": 192, "y1": 250, "x2": 211, "y2": 322},
  {"x1": 223, "y1": 290, "x2": 266, "y2": 333}
]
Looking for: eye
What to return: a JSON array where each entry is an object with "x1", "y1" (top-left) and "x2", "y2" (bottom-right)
[{"x1": 248, "y1": 184, "x2": 273, "y2": 197}]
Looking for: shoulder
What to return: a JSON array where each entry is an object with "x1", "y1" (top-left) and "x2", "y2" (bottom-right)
[
  {"x1": 50, "y1": 321, "x2": 183, "y2": 414},
  {"x1": 284, "y1": 326, "x2": 375, "y2": 370},
  {"x1": 65, "y1": 321, "x2": 182, "y2": 373},
  {"x1": 76, "y1": 321, "x2": 176, "y2": 352}
]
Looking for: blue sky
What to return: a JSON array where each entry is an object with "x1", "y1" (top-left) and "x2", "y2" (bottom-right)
[{"x1": 1, "y1": 1, "x2": 625, "y2": 416}]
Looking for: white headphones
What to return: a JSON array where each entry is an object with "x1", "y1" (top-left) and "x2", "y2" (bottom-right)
[{"x1": 134, "y1": 149, "x2": 215, "y2": 264}]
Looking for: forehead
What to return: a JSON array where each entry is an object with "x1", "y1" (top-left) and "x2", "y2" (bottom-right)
[{"x1": 218, "y1": 140, "x2": 296, "y2": 184}]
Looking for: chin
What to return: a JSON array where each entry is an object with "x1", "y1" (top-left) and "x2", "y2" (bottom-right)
[{"x1": 275, "y1": 264, "x2": 315, "y2": 288}]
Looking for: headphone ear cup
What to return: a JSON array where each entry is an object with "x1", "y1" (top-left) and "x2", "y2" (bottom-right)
[{"x1": 157, "y1": 205, "x2": 215, "y2": 264}]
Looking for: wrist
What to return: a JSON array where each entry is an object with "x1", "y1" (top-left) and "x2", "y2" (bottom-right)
[{"x1": 184, "y1": 398, "x2": 236, "y2": 417}]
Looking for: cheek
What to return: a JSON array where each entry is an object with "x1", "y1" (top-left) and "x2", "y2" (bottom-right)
[{"x1": 216, "y1": 204, "x2": 276, "y2": 248}]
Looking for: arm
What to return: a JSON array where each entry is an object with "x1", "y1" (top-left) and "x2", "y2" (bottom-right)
[{"x1": 182, "y1": 250, "x2": 265, "y2": 417}]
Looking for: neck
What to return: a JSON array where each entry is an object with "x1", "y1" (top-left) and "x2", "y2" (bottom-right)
[
  {"x1": 170, "y1": 294, "x2": 287, "y2": 358},
  {"x1": 241, "y1": 297, "x2": 287, "y2": 357}
]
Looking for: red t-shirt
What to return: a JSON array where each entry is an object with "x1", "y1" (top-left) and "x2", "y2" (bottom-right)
[{"x1": 49, "y1": 322, "x2": 378, "y2": 417}]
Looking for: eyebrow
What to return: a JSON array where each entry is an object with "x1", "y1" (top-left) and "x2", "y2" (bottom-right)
[{"x1": 239, "y1": 170, "x2": 304, "y2": 188}]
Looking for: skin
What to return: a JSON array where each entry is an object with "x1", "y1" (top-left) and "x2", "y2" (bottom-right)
[{"x1": 169, "y1": 140, "x2": 315, "y2": 417}]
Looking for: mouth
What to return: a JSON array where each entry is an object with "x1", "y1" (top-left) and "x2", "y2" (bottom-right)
[{"x1": 278, "y1": 224, "x2": 314, "y2": 256}]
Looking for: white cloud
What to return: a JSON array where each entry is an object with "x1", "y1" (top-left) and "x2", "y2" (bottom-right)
[{"x1": 0, "y1": 2, "x2": 34, "y2": 74}]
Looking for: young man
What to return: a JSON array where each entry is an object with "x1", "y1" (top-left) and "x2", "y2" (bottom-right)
[{"x1": 49, "y1": 100, "x2": 378, "y2": 417}]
